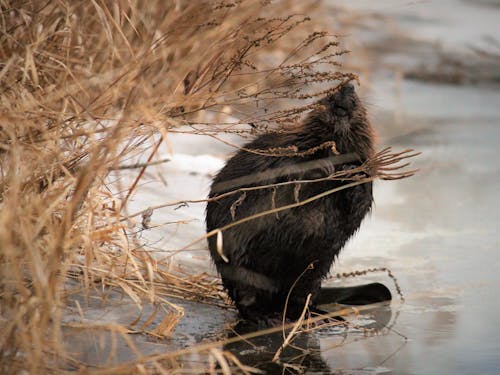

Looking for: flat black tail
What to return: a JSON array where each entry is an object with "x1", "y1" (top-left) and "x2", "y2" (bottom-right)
[{"x1": 315, "y1": 282, "x2": 392, "y2": 306}]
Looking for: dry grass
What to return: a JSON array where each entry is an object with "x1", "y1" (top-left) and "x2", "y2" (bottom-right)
[{"x1": 0, "y1": 1, "x2": 417, "y2": 373}]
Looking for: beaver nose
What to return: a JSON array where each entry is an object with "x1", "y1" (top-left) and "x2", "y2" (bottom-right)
[
  {"x1": 331, "y1": 83, "x2": 356, "y2": 117},
  {"x1": 340, "y1": 83, "x2": 355, "y2": 96}
]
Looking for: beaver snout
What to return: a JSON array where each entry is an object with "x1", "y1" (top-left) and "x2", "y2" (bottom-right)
[{"x1": 330, "y1": 83, "x2": 356, "y2": 117}]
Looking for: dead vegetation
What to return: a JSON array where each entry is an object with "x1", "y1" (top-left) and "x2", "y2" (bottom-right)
[{"x1": 0, "y1": 1, "x2": 417, "y2": 373}]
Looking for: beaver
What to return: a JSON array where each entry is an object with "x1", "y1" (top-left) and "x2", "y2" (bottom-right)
[{"x1": 206, "y1": 83, "x2": 390, "y2": 322}]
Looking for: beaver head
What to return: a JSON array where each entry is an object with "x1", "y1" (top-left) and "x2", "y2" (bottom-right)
[{"x1": 306, "y1": 83, "x2": 375, "y2": 161}]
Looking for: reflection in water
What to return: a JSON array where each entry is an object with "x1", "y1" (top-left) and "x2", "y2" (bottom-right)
[
  {"x1": 225, "y1": 322, "x2": 331, "y2": 374},
  {"x1": 223, "y1": 304, "x2": 395, "y2": 374}
]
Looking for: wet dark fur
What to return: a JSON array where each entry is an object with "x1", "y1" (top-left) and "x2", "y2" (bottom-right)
[{"x1": 206, "y1": 84, "x2": 377, "y2": 321}]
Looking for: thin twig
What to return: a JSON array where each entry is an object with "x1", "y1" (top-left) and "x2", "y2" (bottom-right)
[
  {"x1": 109, "y1": 158, "x2": 170, "y2": 170},
  {"x1": 121, "y1": 137, "x2": 163, "y2": 209},
  {"x1": 273, "y1": 293, "x2": 312, "y2": 362}
]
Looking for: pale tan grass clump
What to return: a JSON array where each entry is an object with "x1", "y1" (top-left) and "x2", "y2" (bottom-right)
[{"x1": 0, "y1": 1, "x2": 417, "y2": 373}]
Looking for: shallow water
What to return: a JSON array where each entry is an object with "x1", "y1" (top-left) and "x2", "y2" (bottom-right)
[{"x1": 65, "y1": 1, "x2": 500, "y2": 373}]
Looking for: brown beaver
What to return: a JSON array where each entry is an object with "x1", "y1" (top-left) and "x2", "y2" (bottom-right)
[{"x1": 206, "y1": 83, "x2": 390, "y2": 322}]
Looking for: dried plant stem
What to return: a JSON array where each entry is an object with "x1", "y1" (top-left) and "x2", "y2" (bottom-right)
[
  {"x1": 120, "y1": 147, "x2": 417, "y2": 224},
  {"x1": 122, "y1": 137, "x2": 163, "y2": 209},
  {"x1": 185, "y1": 178, "x2": 375, "y2": 251},
  {"x1": 273, "y1": 293, "x2": 312, "y2": 362},
  {"x1": 110, "y1": 158, "x2": 170, "y2": 171},
  {"x1": 333, "y1": 267, "x2": 406, "y2": 303}
]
